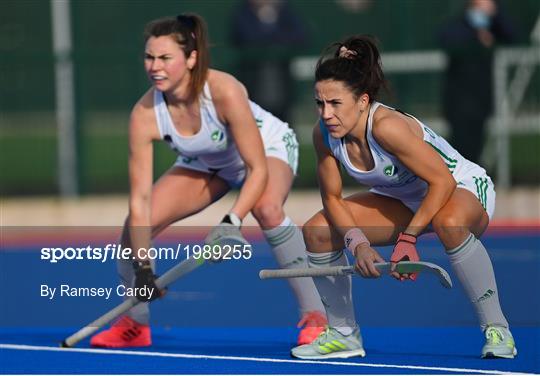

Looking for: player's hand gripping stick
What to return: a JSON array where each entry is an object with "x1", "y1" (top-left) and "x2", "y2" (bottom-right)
[
  {"x1": 204, "y1": 213, "x2": 249, "y2": 262},
  {"x1": 133, "y1": 260, "x2": 165, "y2": 302},
  {"x1": 391, "y1": 232, "x2": 420, "y2": 281}
]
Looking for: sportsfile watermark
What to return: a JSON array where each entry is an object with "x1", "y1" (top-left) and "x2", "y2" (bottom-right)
[
  {"x1": 40, "y1": 243, "x2": 253, "y2": 263},
  {"x1": 2, "y1": 225, "x2": 535, "y2": 328}
]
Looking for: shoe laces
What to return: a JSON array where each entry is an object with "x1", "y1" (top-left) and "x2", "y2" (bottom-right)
[
  {"x1": 110, "y1": 316, "x2": 129, "y2": 327},
  {"x1": 110, "y1": 316, "x2": 145, "y2": 341},
  {"x1": 111, "y1": 316, "x2": 143, "y2": 331},
  {"x1": 313, "y1": 326, "x2": 331, "y2": 344},
  {"x1": 485, "y1": 327, "x2": 504, "y2": 345}
]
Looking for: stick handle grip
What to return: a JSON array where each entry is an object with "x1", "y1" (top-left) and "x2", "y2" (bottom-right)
[{"x1": 259, "y1": 266, "x2": 354, "y2": 279}]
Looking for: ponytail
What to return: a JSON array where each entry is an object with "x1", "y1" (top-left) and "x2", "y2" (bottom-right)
[{"x1": 315, "y1": 35, "x2": 388, "y2": 101}]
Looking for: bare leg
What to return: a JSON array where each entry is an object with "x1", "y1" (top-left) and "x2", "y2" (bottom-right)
[
  {"x1": 251, "y1": 158, "x2": 325, "y2": 329},
  {"x1": 303, "y1": 192, "x2": 414, "y2": 252},
  {"x1": 120, "y1": 167, "x2": 230, "y2": 323}
]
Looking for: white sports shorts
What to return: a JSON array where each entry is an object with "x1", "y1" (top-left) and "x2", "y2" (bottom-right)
[
  {"x1": 172, "y1": 121, "x2": 298, "y2": 188},
  {"x1": 386, "y1": 164, "x2": 496, "y2": 220}
]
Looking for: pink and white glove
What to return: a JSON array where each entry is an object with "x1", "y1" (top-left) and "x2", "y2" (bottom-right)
[{"x1": 390, "y1": 232, "x2": 420, "y2": 281}]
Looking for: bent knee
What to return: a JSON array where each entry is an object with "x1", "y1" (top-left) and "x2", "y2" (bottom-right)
[
  {"x1": 432, "y1": 212, "x2": 469, "y2": 243},
  {"x1": 252, "y1": 202, "x2": 285, "y2": 228},
  {"x1": 302, "y1": 213, "x2": 334, "y2": 250}
]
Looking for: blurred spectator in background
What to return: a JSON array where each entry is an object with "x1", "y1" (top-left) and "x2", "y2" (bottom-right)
[
  {"x1": 439, "y1": 0, "x2": 516, "y2": 164},
  {"x1": 334, "y1": 0, "x2": 373, "y2": 14},
  {"x1": 230, "y1": 0, "x2": 308, "y2": 124}
]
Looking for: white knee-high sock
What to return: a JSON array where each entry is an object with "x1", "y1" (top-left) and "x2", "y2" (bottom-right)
[
  {"x1": 447, "y1": 233, "x2": 509, "y2": 330},
  {"x1": 117, "y1": 256, "x2": 154, "y2": 325},
  {"x1": 307, "y1": 250, "x2": 357, "y2": 335},
  {"x1": 263, "y1": 217, "x2": 325, "y2": 316}
]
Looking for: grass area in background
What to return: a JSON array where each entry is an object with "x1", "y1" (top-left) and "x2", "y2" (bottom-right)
[
  {"x1": 1, "y1": 134, "x2": 539, "y2": 195},
  {"x1": 509, "y1": 134, "x2": 540, "y2": 185},
  {"x1": 0, "y1": 134, "x2": 57, "y2": 195}
]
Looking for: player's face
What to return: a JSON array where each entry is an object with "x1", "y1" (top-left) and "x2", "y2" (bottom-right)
[
  {"x1": 314, "y1": 80, "x2": 368, "y2": 138},
  {"x1": 144, "y1": 35, "x2": 196, "y2": 92}
]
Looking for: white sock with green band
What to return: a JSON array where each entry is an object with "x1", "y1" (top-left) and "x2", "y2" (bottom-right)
[
  {"x1": 446, "y1": 233, "x2": 509, "y2": 330},
  {"x1": 263, "y1": 217, "x2": 325, "y2": 315},
  {"x1": 307, "y1": 250, "x2": 356, "y2": 336}
]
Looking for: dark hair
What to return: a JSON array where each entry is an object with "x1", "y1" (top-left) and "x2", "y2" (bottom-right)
[
  {"x1": 315, "y1": 35, "x2": 388, "y2": 101},
  {"x1": 144, "y1": 13, "x2": 209, "y2": 100}
]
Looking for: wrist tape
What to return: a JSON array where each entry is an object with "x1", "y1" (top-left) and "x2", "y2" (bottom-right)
[
  {"x1": 397, "y1": 232, "x2": 417, "y2": 244},
  {"x1": 222, "y1": 213, "x2": 242, "y2": 227},
  {"x1": 344, "y1": 228, "x2": 370, "y2": 253}
]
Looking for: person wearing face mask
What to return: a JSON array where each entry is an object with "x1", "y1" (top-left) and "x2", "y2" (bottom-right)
[
  {"x1": 89, "y1": 13, "x2": 326, "y2": 349},
  {"x1": 289, "y1": 35, "x2": 516, "y2": 360},
  {"x1": 230, "y1": 0, "x2": 308, "y2": 125},
  {"x1": 439, "y1": 0, "x2": 516, "y2": 164}
]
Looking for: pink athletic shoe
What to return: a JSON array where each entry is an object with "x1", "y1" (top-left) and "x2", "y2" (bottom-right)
[
  {"x1": 297, "y1": 311, "x2": 327, "y2": 345},
  {"x1": 90, "y1": 315, "x2": 151, "y2": 348}
]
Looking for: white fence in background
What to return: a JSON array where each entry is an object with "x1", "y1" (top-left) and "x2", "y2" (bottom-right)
[{"x1": 50, "y1": 0, "x2": 538, "y2": 196}]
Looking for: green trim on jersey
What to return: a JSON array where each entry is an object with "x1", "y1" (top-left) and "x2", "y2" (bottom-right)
[
  {"x1": 282, "y1": 131, "x2": 298, "y2": 171},
  {"x1": 426, "y1": 141, "x2": 457, "y2": 173}
]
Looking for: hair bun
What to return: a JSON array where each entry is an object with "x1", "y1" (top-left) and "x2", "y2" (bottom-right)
[{"x1": 338, "y1": 45, "x2": 358, "y2": 59}]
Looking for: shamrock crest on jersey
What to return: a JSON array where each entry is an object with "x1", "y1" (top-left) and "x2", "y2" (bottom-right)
[
  {"x1": 383, "y1": 165, "x2": 397, "y2": 177},
  {"x1": 211, "y1": 129, "x2": 227, "y2": 150}
]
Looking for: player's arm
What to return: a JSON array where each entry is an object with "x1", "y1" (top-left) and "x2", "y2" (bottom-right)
[
  {"x1": 373, "y1": 117, "x2": 456, "y2": 237},
  {"x1": 212, "y1": 72, "x2": 268, "y2": 221},
  {"x1": 127, "y1": 92, "x2": 166, "y2": 301},
  {"x1": 313, "y1": 124, "x2": 354, "y2": 232},
  {"x1": 127, "y1": 92, "x2": 160, "y2": 259},
  {"x1": 313, "y1": 124, "x2": 384, "y2": 277}
]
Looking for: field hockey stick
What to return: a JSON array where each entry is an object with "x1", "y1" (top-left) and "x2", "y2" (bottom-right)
[
  {"x1": 61, "y1": 256, "x2": 205, "y2": 348},
  {"x1": 259, "y1": 261, "x2": 453, "y2": 289}
]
